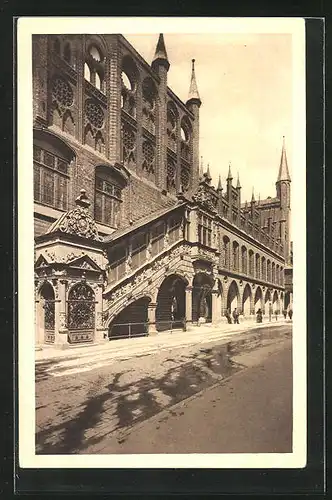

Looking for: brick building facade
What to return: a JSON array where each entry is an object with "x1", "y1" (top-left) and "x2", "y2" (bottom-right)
[{"x1": 33, "y1": 33, "x2": 293, "y2": 346}]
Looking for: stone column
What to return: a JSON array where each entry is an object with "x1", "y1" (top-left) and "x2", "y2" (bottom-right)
[
  {"x1": 94, "y1": 281, "x2": 108, "y2": 343},
  {"x1": 185, "y1": 286, "x2": 193, "y2": 326},
  {"x1": 55, "y1": 279, "x2": 69, "y2": 345},
  {"x1": 211, "y1": 288, "x2": 220, "y2": 324},
  {"x1": 147, "y1": 302, "x2": 158, "y2": 336}
]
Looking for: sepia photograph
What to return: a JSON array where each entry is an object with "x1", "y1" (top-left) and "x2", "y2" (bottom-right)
[{"x1": 18, "y1": 17, "x2": 306, "y2": 469}]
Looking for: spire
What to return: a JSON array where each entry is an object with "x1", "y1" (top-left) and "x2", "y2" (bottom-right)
[
  {"x1": 251, "y1": 187, "x2": 255, "y2": 203},
  {"x1": 186, "y1": 59, "x2": 201, "y2": 106},
  {"x1": 277, "y1": 136, "x2": 291, "y2": 182},
  {"x1": 236, "y1": 171, "x2": 241, "y2": 189},
  {"x1": 206, "y1": 163, "x2": 211, "y2": 181},
  {"x1": 227, "y1": 163, "x2": 233, "y2": 182},
  {"x1": 217, "y1": 174, "x2": 222, "y2": 191},
  {"x1": 199, "y1": 156, "x2": 204, "y2": 179},
  {"x1": 152, "y1": 34, "x2": 170, "y2": 71}
]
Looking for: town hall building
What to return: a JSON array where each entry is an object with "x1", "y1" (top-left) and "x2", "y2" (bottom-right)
[{"x1": 32, "y1": 33, "x2": 293, "y2": 346}]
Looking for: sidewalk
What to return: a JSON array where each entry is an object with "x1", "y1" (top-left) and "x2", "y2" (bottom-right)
[{"x1": 35, "y1": 319, "x2": 291, "y2": 364}]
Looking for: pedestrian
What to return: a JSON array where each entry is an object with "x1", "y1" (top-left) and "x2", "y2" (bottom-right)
[
  {"x1": 256, "y1": 308, "x2": 263, "y2": 323},
  {"x1": 268, "y1": 301, "x2": 272, "y2": 322},
  {"x1": 232, "y1": 308, "x2": 240, "y2": 324},
  {"x1": 288, "y1": 309, "x2": 293, "y2": 321},
  {"x1": 225, "y1": 308, "x2": 232, "y2": 324},
  {"x1": 275, "y1": 309, "x2": 278, "y2": 321},
  {"x1": 283, "y1": 309, "x2": 287, "y2": 319}
]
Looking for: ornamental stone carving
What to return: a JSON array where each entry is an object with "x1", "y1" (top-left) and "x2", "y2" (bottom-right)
[
  {"x1": 193, "y1": 184, "x2": 217, "y2": 213},
  {"x1": 50, "y1": 190, "x2": 102, "y2": 242}
]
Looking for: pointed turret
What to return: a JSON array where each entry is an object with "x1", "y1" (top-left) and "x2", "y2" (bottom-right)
[
  {"x1": 186, "y1": 59, "x2": 201, "y2": 107},
  {"x1": 151, "y1": 34, "x2": 170, "y2": 72},
  {"x1": 277, "y1": 136, "x2": 291, "y2": 182},
  {"x1": 227, "y1": 163, "x2": 233, "y2": 182},
  {"x1": 236, "y1": 172, "x2": 241, "y2": 189},
  {"x1": 251, "y1": 187, "x2": 255, "y2": 203},
  {"x1": 206, "y1": 163, "x2": 212, "y2": 182},
  {"x1": 199, "y1": 156, "x2": 204, "y2": 179},
  {"x1": 217, "y1": 174, "x2": 222, "y2": 191}
]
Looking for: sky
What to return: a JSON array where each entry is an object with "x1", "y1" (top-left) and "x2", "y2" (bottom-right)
[{"x1": 125, "y1": 33, "x2": 293, "y2": 204}]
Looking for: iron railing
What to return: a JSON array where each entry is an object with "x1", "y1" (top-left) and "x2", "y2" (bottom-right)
[{"x1": 108, "y1": 318, "x2": 186, "y2": 340}]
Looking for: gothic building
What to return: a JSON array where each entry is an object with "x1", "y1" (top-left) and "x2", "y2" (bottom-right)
[{"x1": 33, "y1": 33, "x2": 293, "y2": 346}]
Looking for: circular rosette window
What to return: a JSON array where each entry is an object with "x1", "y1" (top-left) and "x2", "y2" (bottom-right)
[
  {"x1": 52, "y1": 76, "x2": 74, "y2": 107},
  {"x1": 85, "y1": 99, "x2": 105, "y2": 129}
]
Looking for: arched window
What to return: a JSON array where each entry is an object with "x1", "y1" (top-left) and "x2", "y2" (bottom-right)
[
  {"x1": 121, "y1": 56, "x2": 138, "y2": 119},
  {"x1": 241, "y1": 246, "x2": 247, "y2": 274},
  {"x1": 261, "y1": 256, "x2": 266, "y2": 281},
  {"x1": 94, "y1": 166, "x2": 122, "y2": 228},
  {"x1": 85, "y1": 42, "x2": 105, "y2": 93},
  {"x1": 222, "y1": 236, "x2": 230, "y2": 270},
  {"x1": 68, "y1": 283, "x2": 95, "y2": 331},
  {"x1": 255, "y1": 253, "x2": 260, "y2": 279},
  {"x1": 95, "y1": 72, "x2": 102, "y2": 91},
  {"x1": 33, "y1": 134, "x2": 74, "y2": 211},
  {"x1": 267, "y1": 260, "x2": 271, "y2": 282},
  {"x1": 180, "y1": 117, "x2": 192, "y2": 162},
  {"x1": 63, "y1": 42, "x2": 71, "y2": 64},
  {"x1": 248, "y1": 250, "x2": 254, "y2": 276},
  {"x1": 89, "y1": 45, "x2": 102, "y2": 62},
  {"x1": 232, "y1": 241, "x2": 239, "y2": 272},
  {"x1": 167, "y1": 102, "x2": 178, "y2": 152},
  {"x1": 84, "y1": 62, "x2": 91, "y2": 82},
  {"x1": 272, "y1": 262, "x2": 276, "y2": 284}
]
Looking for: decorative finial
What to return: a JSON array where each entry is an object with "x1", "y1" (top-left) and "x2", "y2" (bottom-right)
[
  {"x1": 227, "y1": 162, "x2": 233, "y2": 181},
  {"x1": 75, "y1": 189, "x2": 91, "y2": 208},
  {"x1": 251, "y1": 187, "x2": 255, "y2": 203},
  {"x1": 277, "y1": 135, "x2": 291, "y2": 182},
  {"x1": 187, "y1": 57, "x2": 201, "y2": 105},
  {"x1": 236, "y1": 171, "x2": 241, "y2": 189},
  {"x1": 206, "y1": 163, "x2": 211, "y2": 181},
  {"x1": 152, "y1": 33, "x2": 170, "y2": 71},
  {"x1": 217, "y1": 174, "x2": 222, "y2": 191}
]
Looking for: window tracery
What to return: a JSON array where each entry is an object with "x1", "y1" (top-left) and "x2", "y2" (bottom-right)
[
  {"x1": 85, "y1": 99, "x2": 104, "y2": 129},
  {"x1": 167, "y1": 105, "x2": 177, "y2": 152},
  {"x1": 52, "y1": 76, "x2": 74, "y2": 108},
  {"x1": 142, "y1": 140, "x2": 155, "y2": 174},
  {"x1": 142, "y1": 77, "x2": 157, "y2": 135},
  {"x1": 167, "y1": 157, "x2": 176, "y2": 193}
]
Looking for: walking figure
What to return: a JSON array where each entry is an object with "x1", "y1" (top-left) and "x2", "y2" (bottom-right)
[
  {"x1": 225, "y1": 308, "x2": 232, "y2": 324},
  {"x1": 256, "y1": 308, "x2": 263, "y2": 323},
  {"x1": 288, "y1": 309, "x2": 293, "y2": 321},
  {"x1": 232, "y1": 308, "x2": 240, "y2": 324}
]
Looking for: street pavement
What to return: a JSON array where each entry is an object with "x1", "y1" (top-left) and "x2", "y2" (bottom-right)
[
  {"x1": 35, "y1": 323, "x2": 292, "y2": 454},
  {"x1": 99, "y1": 340, "x2": 292, "y2": 454}
]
